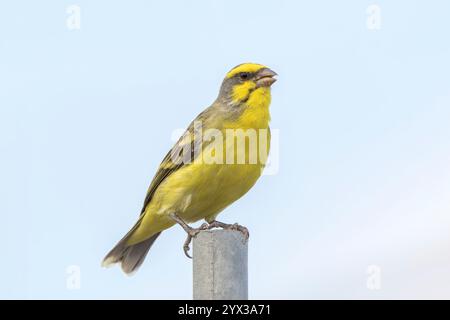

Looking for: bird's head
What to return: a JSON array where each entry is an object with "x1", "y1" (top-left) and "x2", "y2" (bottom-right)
[{"x1": 217, "y1": 63, "x2": 277, "y2": 106}]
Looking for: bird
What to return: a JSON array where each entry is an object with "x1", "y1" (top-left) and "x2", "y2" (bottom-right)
[{"x1": 102, "y1": 63, "x2": 277, "y2": 274}]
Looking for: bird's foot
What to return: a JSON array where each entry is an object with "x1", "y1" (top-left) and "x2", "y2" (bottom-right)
[
  {"x1": 181, "y1": 222, "x2": 209, "y2": 259},
  {"x1": 169, "y1": 213, "x2": 208, "y2": 259},
  {"x1": 205, "y1": 220, "x2": 250, "y2": 240}
]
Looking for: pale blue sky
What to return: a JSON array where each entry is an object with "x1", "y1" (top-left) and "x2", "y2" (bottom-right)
[{"x1": 1, "y1": 1, "x2": 450, "y2": 299}]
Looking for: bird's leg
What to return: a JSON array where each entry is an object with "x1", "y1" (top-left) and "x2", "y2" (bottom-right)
[
  {"x1": 169, "y1": 213, "x2": 208, "y2": 259},
  {"x1": 205, "y1": 220, "x2": 250, "y2": 240}
]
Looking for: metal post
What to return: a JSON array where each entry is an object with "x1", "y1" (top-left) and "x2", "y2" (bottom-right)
[{"x1": 193, "y1": 229, "x2": 248, "y2": 300}]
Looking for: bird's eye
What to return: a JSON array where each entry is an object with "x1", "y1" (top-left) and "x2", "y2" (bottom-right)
[{"x1": 239, "y1": 72, "x2": 249, "y2": 80}]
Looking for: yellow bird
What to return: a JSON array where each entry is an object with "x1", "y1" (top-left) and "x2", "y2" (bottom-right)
[{"x1": 102, "y1": 63, "x2": 277, "y2": 274}]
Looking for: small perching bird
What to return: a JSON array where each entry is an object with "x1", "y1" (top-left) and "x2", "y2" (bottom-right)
[{"x1": 102, "y1": 63, "x2": 277, "y2": 274}]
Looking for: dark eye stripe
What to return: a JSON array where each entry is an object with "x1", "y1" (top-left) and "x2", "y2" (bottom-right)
[
  {"x1": 240, "y1": 87, "x2": 256, "y2": 104},
  {"x1": 238, "y1": 72, "x2": 253, "y2": 80}
]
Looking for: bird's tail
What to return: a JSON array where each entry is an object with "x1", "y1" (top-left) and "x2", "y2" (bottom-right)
[{"x1": 102, "y1": 219, "x2": 161, "y2": 275}]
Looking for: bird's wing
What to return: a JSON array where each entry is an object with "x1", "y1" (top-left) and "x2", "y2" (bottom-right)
[{"x1": 139, "y1": 108, "x2": 214, "y2": 214}]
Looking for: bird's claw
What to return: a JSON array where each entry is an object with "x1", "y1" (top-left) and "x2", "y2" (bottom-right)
[
  {"x1": 183, "y1": 235, "x2": 193, "y2": 258},
  {"x1": 171, "y1": 212, "x2": 249, "y2": 259},
  {"x1": 182, "y1": 222, "x2": 209, "y2": 259},
  {"x1": 206, "y1": 220, "x2": 250, "y2": 240},
  {"x1": 230, "y1": 223, "x2": 250, "y2": 240}
]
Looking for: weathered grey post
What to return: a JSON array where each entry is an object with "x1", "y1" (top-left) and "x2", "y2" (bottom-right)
[{"x1": 192, "y1": 229, "x2": 248, "y2": 300}]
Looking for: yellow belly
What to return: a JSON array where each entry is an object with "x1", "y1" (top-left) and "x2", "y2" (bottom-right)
[
  {"x1": 163, "y1": 162, "x2": 263, "y2": 223},
  {"x1": 129, "y1": 136, "x2": 269, "y2": 244},
  {"x1": 134, "y1": 150, "x2": 266, "y2": 239}
]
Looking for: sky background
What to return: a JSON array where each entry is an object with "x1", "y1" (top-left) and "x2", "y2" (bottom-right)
[{"x1": 1, "y1": 0, "x2": 450, "y2": 299}]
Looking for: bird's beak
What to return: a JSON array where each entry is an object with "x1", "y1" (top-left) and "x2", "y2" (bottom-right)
[{"x1": 255, "y1": 68, "x2": 278, "y2": 88}]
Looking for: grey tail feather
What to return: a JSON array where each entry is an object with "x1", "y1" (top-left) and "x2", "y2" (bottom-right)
[{"x1": 102, "y1": 227, "x2": 161, "y2": 275}]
